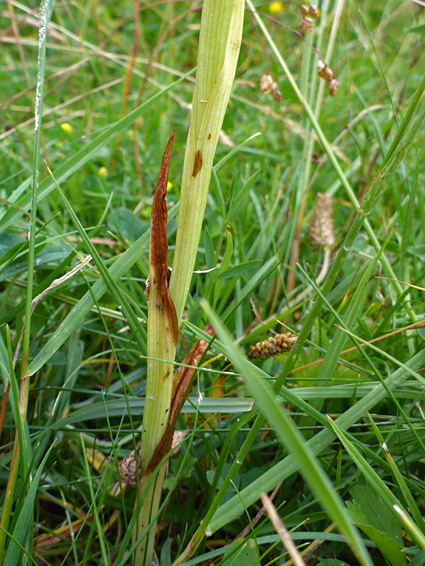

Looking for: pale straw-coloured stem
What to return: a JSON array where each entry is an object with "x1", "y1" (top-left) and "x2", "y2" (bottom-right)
[{"x1": 133, "y1": 2, "x2": 244, "y2": 565}]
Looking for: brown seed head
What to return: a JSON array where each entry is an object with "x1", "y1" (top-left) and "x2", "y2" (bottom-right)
[
  {"x1": 119, "y1": 442, "x2": 141, "y2": 487},
  {"x1": 317, "y1": 61, "x2": 333, "y2": 82},
  {"x1": 248, "y1": 332, "x2": 297, "y2": 360},
  {"x1": 308, "y1": 4, "x2": 320, "y2": 18},
  {"x1": 299, "y1": 16, "x2": 314, "y2": 34},
  {"x1": 272, "y1": 88, "x2": 282, "y2": 103},
  {"x1": 329, "y1": 77, "x2": 339, "y2": 97}
]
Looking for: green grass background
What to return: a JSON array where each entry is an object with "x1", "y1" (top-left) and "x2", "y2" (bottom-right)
[{"x1": 1, "y1": 1, "x2": 425, "y2": 564}]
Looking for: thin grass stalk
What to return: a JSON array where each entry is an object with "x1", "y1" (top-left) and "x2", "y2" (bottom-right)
[
  {"x1": 0, "y1": 0, "x2": 54, "y2": 559},
  {"x1": 133, "y1": 3, "x2": 244, "y2": 563}
]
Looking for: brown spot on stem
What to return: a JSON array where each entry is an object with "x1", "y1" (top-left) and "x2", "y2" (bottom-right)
[
  {"x1": 192, "y1": 150, "x2": 203, "y2": 177},
  {"x1": 207, "y1": 134, "x2": 211, "y2": 140}
]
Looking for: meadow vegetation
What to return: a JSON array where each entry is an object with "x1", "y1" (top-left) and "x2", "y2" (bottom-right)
[{"x1": 1, "y1": 1, "x2": 425, "y2": 565}]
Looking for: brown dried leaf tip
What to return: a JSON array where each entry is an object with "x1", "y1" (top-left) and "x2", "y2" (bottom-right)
[
  {"x1": 309, "y1": 192, "x2": 335, "y2": 248},
  {"x1": 260, "y1": 73, "x2": 282, "y2": 104},
  {"x1": 248, "y1": 332, "x2": 297, "y2": 360},
  {"x1": 144, "y1": 267, "x2": 172, "y2": 299}
]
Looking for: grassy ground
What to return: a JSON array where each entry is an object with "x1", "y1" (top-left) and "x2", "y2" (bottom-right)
[{"x1": 1, "y1": 1, "x2": 425, "y2": 564}]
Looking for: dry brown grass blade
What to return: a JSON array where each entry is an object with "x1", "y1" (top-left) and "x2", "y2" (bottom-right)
[{"x1": 261, "y1": 492, "x2": 306, "y2": 566}]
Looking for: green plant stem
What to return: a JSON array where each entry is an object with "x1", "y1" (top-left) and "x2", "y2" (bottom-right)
[
  {"x1": 133, "y1": 3, "x2": 244, "y2": 564},
  {"x1": 169, "y1": 0, "x2": 245, "y2": 324}
]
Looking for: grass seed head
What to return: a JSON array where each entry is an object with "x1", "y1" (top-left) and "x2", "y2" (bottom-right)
[
  {"x1": 299, "y1": 16, "x2": 314, "y2": 35},
  {"x1": 260, "y1": 73, "x2": 281, "y2": 103},
  {"x1": 317, "y1": 60, "x2": 334, "y2": 82},
  {"x1": 248, "y1": 332, "x2": 297, "y2": 359},
  {"x1": 301, "y1": 4, "x2": 319, "y2": 18},
  {"x1": 119, "y1": 442, "x2": 141, "y2": 487},
  {"x1": 329, "y1": 77, "x2": 339, "y2": 97},
  {"x1": 308, "y1": 4, "x2": 320, "y2": 18},
  {"x1": 260, "y1": 72, "x2": 274, "y2": 93}
]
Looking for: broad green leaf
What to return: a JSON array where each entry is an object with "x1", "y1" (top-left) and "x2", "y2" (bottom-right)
[
  {"x1": 348, "y1": 485, "x2": 406, "y2": 566},
  {"x1": 409, "y1": 24, "x2": 425, "y2": 35},
  {"x1": 108, "y1": 208, "x2": 149, "y2": 244},
  {"x1": 0, "y1": 244, "x2": 69, "y2": 282}
]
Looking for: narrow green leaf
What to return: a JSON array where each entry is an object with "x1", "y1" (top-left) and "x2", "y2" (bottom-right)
[
  {"x1": 228, "y1": 168, "x2": 262, "y2": 217},
  {"x1": 52, "y1": 396, "x2": 254, "y2": 429},
  {"x1": 327, "y1": 417, "x2": 404, "y2": 514},
  {"x1": 216, "y1": 260, "x2": 261, "y2": 281}
]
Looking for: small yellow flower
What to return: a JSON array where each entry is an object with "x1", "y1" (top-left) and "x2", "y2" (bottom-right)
[
  {"x1": 269, "y1": 1, "x2": 284, "y2": 14},
  {"x1": 167, "y1": 181, "x2": 173, "y2": 193},
  {"x1": 60, "y1": 122, "x2": 73, "y2": 135},
  {"x1": 98, "y1": 166, "x2": 108, "y2": 178}
]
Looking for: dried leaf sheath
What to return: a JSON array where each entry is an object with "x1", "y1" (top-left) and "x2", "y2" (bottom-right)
[
  {"x1": 149, "y1": 129, "x2": 178, "y2": 348},
  {"x1": 145, "y1": 324, "x2": 214, "y2": 474},
  {"x1": 142, "y1": 130, "x2": 178, "y2": 472}
]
